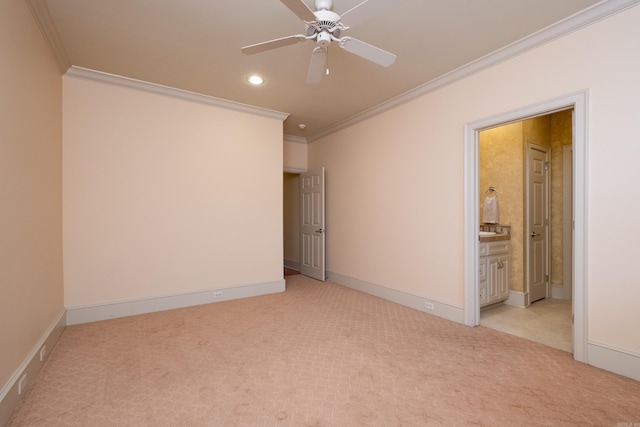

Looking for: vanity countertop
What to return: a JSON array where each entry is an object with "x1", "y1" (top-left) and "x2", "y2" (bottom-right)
[{"x1": 479, "y1": 233, "x2": 511, "y2": 242}]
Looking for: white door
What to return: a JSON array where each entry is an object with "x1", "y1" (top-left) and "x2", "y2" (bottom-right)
[
  {"x1": 527, "y1": 144, "x2": 549, "y2": 303},
  {"x1": 300, "y1": 168, "x2": 325, "y2": 281}
]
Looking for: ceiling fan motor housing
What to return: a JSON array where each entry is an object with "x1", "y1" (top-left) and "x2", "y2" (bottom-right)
[{"x1": 308, "y1": 9, "x2": 342, "y2": 42}]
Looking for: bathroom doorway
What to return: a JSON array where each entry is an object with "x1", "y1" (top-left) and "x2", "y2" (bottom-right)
[
  {"x1": 463, "y1": 91, "x2": 588, "y2": 363},
  {"x1": 477, "y1": 109, "x2": 574, "y2": 352}
]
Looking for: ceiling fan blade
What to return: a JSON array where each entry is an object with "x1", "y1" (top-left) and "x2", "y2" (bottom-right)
[
  {"x1": 241, "y1": 34, "x2": 308, "y2": 55},
  {"x1": 280, "y1": 0, "x2": 317, "y2": 22},
  {"x1": 307, "y1": 47, "x2": 327, "y2": 84},
  {"x1": 339, "y1": 37, "x2": 396, "y2": 67},
  {"x1": 340, "y1": 0, "x2": 400, "y2": 29}
]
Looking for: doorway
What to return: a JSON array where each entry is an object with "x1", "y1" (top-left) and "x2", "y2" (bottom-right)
[
  {"x1": 477, "y1": 112, "x2": 571, "y2": 351},
  {"x1": 463, "y1": 91, "x2": 588, "y2": 363},
  {"x1": 283, "y1": 169, "x2": 326, "y2": 281},
  {"x1": 283, "y1": 172, "x2": 302, "y2": 274},
  {"x1": 299, "y1": 168, "x2": 326, "y2": 281}
]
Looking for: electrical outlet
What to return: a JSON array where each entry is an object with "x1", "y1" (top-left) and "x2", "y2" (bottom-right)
[
  {"x1": 213, "y1": 291, "x2": 223, "y2": 298},
  {"x1": 18, "y1": 374, "x2": 27, "y2": 395},
  {"x1": 424, "y1": 301, "x2": 435, "y2": 310},
  {"x1": 40, "y1": 345, "x2": 46, "y2": 362}
]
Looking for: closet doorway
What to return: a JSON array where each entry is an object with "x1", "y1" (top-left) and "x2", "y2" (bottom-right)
[
  {"x1": 283, "y1": 172, "x2": 302, "y2": 274},
  {"x1": 283, "y1": 170, "x2": 327, "y2": 281}
]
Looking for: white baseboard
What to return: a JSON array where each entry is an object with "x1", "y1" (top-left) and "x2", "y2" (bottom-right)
[
  {"x1": 66, "y1": 280, "x2": 286, "y2": 325},
  {"x1": 504, "y1": 290, "x2": 529, "y2": 308},
  {"x1": 327, "y1": 271, "x2": 464, "y2": 324},
  {"x1": 284, "y1": 259, "x2": 300, "y2": 271},
  {"x1": 550, "y1": 283, "x2": 571, "y2": 300},
  {"x1": 588, "y1": 341, "x2": 640, "y2": 382},
  {"x1": 0, "y1": 310, "x2": 66, "y2": 426}
]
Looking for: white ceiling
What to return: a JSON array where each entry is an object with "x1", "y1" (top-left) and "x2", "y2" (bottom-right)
[{"x1": 34, "y1": 0, "x2": 607, "y2": 140}]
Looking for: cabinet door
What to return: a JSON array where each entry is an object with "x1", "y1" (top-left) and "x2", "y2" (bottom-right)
[
  {"x1": 487, "y1": 255, "x2": 501, "y2": 302},
  {"x1": 479, "y1": 257, "x2": 487, "y2": 282},
  {"x1": 498, "y1": 256, "x2": 510, "y2": 300},
  {"x1": 479, "y1": 280, "x2": 488, "y2": 306},
  {"x1": 479, "y1": 255, "x2": 488, "y2": 307}
]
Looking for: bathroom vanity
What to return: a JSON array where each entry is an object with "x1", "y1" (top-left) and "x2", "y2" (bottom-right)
[{"x1": 479, "y1": 234, "x2": 511, "y2": 308}]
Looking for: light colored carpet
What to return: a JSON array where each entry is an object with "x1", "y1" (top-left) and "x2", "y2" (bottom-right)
[{"x1": 8, "y1": 275, "x2": 640, "y2": 426}]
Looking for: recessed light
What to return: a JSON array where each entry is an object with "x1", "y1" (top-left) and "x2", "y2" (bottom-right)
[{"x1": 247, "y1": 75, "x2": 264, "y2": 85}]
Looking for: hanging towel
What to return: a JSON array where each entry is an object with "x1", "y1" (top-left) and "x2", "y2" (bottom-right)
[{"x1": 482, "y1": 196, "x2": 499, "y2": 224}]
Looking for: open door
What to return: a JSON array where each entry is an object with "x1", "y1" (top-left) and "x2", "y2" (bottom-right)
[
  {"x1": 300, "y1": 168, "x2": 325, "y2": 281},
  {"x1": 527, "y1": 143, "x2": 550, "y2": 303}
]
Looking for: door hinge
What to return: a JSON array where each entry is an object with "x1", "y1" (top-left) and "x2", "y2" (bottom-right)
[
  {"x1": 544, "y1": 161, "x2": 550, "y2": 171},
  {"x1": 545, "y1": 274, "x2": 549, "y2": 283}
]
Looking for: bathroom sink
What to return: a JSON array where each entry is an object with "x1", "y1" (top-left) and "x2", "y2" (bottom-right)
[{"x1": 479, "y1": 231, "x2": 497, "y2": 236}]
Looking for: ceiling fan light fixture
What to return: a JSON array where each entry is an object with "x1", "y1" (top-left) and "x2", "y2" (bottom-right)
[
  {"x1": 247, "y1": 75, "x2": 264, "y2": 85},
  {"x1": 316, "y1": 31, "x2": 331, "y2": 47}
]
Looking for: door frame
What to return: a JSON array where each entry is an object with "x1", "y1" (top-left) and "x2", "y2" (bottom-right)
[
  {"x1": 526, "y1": 142, "x2": 550, "y2": 304},
  {"x1": 562, "y1": 145, "x2": 573, "y2": 301},
  {"x1": 463, "y1": 90, "x2": 588, "y2": 363}
]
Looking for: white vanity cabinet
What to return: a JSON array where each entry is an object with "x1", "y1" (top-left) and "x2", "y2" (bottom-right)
[{"x1": 479, "y1": 240, "x2": 511, "y2": 307}]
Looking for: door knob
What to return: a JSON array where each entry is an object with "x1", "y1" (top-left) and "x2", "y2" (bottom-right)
[
  {"x1": 316, "y1": 228, "x2": 324, "y2": 233},
  {"x1": 530, "y1": 231, "x2": 539, "y2": 237}
]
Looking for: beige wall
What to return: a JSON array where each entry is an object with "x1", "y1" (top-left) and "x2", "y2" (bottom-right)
[
  {"x1": 308, "y1": 4, "x2": 640, "y2": 354},
  {"x1": 309, "y1": 104, "x2": 466, "y2": 305},
  {"x1": 284, "y1": 139, "x2": 308, "y2": 172},
  {"x1": 283, "y1": 173, "x2": 301, "y2": 266},
  {"x1": 63, "y1": 77, "x2": 284, "y2": 308},
  {"x1": 0, "y1": 0, "x2": 64, "y2": 401}
]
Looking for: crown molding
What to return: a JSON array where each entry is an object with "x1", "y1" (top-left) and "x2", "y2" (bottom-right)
[
  {"x1": 65, "y1": 66, "x2": 289, "y2": 122},
  {"x1": 26, "y1": 0, "x2": 72, "y2": 73},
  {"x1": 307, "y1": 0, "x2": 640, "y2": 142},
  {"x1": 284, "y1": 134, "x2": 308, "y2": 144}
]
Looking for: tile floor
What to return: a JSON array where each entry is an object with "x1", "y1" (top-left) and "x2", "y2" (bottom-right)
[{"x1": 480, "y1": 298, "x2": 573, "y2": 353}]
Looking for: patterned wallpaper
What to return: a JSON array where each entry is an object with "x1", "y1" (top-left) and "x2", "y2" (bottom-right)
[{"x1": 550, "y1": 110, "x2": 573, "y2": 286}]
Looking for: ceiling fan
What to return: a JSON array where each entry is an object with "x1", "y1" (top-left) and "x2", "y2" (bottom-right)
[{"x1": 241, "y1": 0, "x2": 398, "y2": 83}]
